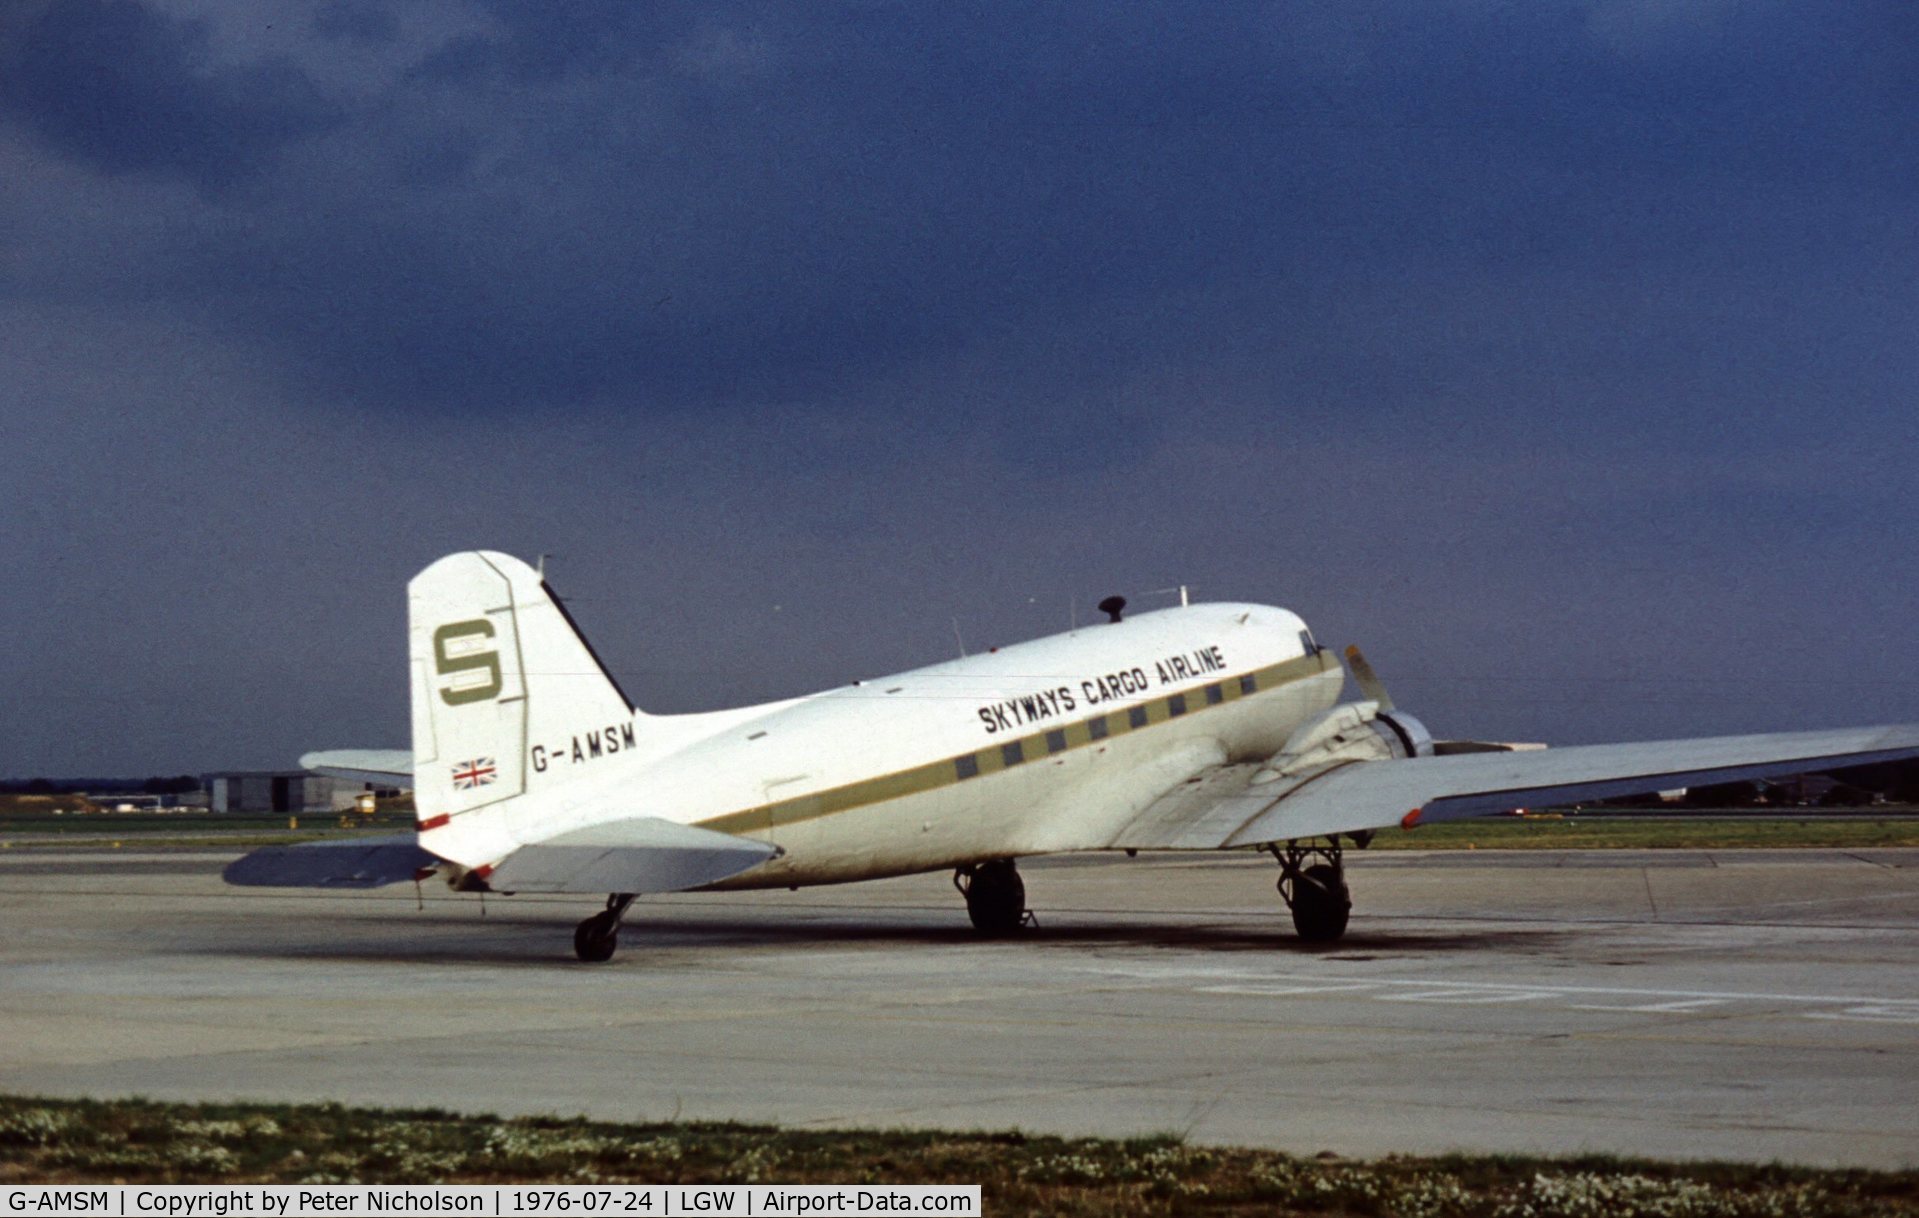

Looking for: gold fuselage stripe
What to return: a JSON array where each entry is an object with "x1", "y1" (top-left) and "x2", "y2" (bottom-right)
[{"x1": 695, "y1": 648, "x2": 1340, "y2": 837}]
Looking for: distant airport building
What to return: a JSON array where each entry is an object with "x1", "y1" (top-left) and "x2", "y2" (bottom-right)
[
  {"x1": 203, "y1": 771, "x2": 333, "y2": 814},
  {"x1": 79, "y1": 791, "x2": 193, "y2": 811},
  {"x1": 328, "y1": 779, "x2": 405, "y2": 813}
]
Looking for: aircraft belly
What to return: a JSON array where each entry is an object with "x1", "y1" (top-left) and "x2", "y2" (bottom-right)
[{"x1": 710, "y1": 780, "x2": 974, "y2": 887}]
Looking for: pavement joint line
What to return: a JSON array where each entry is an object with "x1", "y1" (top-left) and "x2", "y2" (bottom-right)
[{"x1": 1841, "y1": 851, "x2": 1899, "y2": 870}]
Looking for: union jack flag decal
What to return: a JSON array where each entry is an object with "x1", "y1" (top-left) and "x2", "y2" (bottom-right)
[{"x1": 451, "y1": 758, "x2": 497, "y2": 790}]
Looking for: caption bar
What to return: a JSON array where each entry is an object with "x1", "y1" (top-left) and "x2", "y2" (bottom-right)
[{"x1": 3, "y1": 1186, "x2": 980, "y2": 1218}]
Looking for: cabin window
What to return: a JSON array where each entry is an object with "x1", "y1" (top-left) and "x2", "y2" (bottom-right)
[
  {"x1": 1205, "y1": 683, "x2": 1223, "y2": 705},
  {"x1": 1240, "y1": 674, "x2": 1258, "y2": 695},
  {"x1": 1045, "y1": 729, "x2": 1068, "y2": 754},
  {"x1": 1001, "y1": 740, "x2": 1025, "y2": 767},
  {"x1": 1087, "y1": 717, "x2": 1110, "y2": 741},
  {"x1": 1299, "y1": 628, "x2": 1318, "y2": 655},
  {"x1": 1167, "y1": 694, "x2": 1187, "y2": 717},
  {"x1": 1128, "y1": 705, "x2": 1149, "y2": 729},
  {"x1": 955, "y1": 754, "x2": 979, "y2": 780}
]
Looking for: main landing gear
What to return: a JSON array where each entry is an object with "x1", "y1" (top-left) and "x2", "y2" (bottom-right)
[
  {"x1": 1269, "y1": 835, "x2": 1366, "y2": 943},
  {"x1": 954, "y1": 858, "x2": 1031, "y2": 936},
  {"x1": 574, "y1": 892, "x2": 636, "y2": 963}
]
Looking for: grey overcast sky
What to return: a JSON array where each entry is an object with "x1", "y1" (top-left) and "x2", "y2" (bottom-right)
[{"x1": 3, "y1": 0, "x2": 1916, "y2": 776}]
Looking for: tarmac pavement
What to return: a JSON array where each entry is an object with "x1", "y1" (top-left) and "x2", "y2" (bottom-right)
[{"x1": 2, "y1": 846, "x2": 1915, "y2": 1168}]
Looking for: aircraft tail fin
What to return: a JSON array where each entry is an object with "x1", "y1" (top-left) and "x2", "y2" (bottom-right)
[{"x1": 408, "y1": 551, "x2": 639, "y2": 862}]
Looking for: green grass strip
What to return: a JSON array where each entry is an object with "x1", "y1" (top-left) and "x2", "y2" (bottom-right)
[
  {"x1": 2, "y1": 1096, "x2": 1916, "y2": 1216},
  {"x1": 1373, "y1": 816, "x2": 1919, "y2": 850}
]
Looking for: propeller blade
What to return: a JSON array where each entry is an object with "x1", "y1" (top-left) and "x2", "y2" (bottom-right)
[{"x1": 1344, "y1": 645, "x2": 1395, "y2": 712}]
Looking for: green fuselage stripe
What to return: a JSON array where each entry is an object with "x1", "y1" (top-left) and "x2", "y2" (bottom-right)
[{"x1": 695, "y1": 649, "x2": 1340, "y2": 837}]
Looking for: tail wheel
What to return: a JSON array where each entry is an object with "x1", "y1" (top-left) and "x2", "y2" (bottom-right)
[{"x1": 573, "y1": 893, "x2": 635, "y2": 963}]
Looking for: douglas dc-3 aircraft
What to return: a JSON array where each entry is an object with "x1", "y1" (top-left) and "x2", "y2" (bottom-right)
[{"x1": 228, "y1": 551, "x2": 1919, "y2": 961}]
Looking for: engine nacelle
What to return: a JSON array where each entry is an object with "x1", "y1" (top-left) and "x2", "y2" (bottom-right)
[
  {"x1": 1250, "y1": 700, "x2": 1433, "y2": 786},
  {"x1": 1373, "y1": 709, "x2": 1434, "y2": 760}
]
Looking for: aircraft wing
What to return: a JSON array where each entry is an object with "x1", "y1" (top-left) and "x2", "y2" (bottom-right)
[
  {"x1": 1111, "y1": 723, "x2": 1919, "y2": 850},
  {"x1": 487, "y1": 817, "x2": 781, "y2": 894},
  {"x1": 223, "y1": 834, "x2": 439, "y2": 888},
  {"x1": 301, "y1": 749, "x2": 414, "y2": 786}
]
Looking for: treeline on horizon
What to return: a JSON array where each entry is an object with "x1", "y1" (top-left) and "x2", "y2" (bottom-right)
[
  {"x1": 0, "y1": 775, "x2": 201, "y2": 796},
  {"x1": 5, "y1": 759, "x2": 1919, "y2": 806}
]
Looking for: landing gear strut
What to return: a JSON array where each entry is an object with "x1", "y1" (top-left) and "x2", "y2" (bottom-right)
[
  {"x1": 954, "y1": 859, "x2": 1030, "y2": 936},
  {"x1": 574, "y1": 892, "x2": 636, "y2": 963},
  {"x1": 1269, "y1": 838, "x2": 1354, "y2": 942}
]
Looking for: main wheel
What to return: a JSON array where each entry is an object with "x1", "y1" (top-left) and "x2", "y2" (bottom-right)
[
  {"x1": 1289, "y1": 863, "x2": 1351, "y2": 942},
  {"x1": 965, "y1": 860, "x2": 1026, "y2": 936},
  {"x1": 573, "y1": 910, "x2": 620, "y2": 963}
]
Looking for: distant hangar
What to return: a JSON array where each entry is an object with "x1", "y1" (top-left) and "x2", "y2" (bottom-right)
[
  {"x1": 202, "y1": 771, "x2": 334, "y2": 814},
  {"x1": 202, "y1": 770, "x2": 406, "y2": 813}
]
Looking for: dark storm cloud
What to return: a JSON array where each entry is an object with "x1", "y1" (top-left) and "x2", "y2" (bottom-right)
[
  {"x1": 4, "y1": 1, "x2": 1919, "y2": 774},
  {"x1": 7, "y1": 0, "x2": 1915, "y2": 414},
  {"x1": 311, "y1": 1, "x2": 399, "y2": 47},
  {"x1": 0, "y1": 0, "x2": 342, "y2": 189},
  {"x1": 408, "y1": 2, "x2": 664, "y2": 84}
]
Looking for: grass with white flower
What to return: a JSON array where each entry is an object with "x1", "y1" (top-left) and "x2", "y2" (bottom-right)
[{"x1": 4, "y1": 1096, "x2": 1916, "y2": 1216}]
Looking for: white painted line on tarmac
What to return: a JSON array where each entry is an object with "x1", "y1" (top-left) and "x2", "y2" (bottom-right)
[
  {"x1": 1195, "y1": 982, "x2": 1382, "y2": 998},
  {"x1": 1565, "y1": 999, "x2": 1728, "y2": 1013},
  {"x1": 1085, "y1": 964, "x2": 1919, "y2": 1026},
  {"x1": 1371, "y1": 988, "x2": 1563, "y2": 1005},
  {"x1": 1803, "y1": 1004, "x2": 1919, "y2": 1025},
  {"x1": 1078, "y1": 964, "x2": 1919, "y2": 1009}
]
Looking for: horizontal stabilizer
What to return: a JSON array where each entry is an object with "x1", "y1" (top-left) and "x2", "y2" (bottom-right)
[
  {"x1": 224, "y1": 834, "x2": 439, "y2": 888},
  {"x1": 488, "y1": 818, "x2": 780, "y2": 894},
  {"x1": 300, "y1": 749, "x2": 414, "y2": 786}
]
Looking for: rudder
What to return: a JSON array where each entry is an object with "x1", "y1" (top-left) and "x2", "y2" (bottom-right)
[{"x1": 409, "y1": 552, "x2": 636, "y2": 858}]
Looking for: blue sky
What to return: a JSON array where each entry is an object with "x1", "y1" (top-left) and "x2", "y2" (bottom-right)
[{"x1": 3, "y1": 0, "x2": 1915, "y2": 774}]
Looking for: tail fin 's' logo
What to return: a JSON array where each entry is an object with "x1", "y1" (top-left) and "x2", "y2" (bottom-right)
[
  {"x1": 452, "y1": 758, "x2": 498, "y2": 789},
  {"x1": 435, "y1": 619, "x2": 503, "y2": 705}
]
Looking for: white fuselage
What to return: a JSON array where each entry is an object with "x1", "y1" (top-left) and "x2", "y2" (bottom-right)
[{"x1": 491, "y1": 602, "x2": 1345, "y2": 888}]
